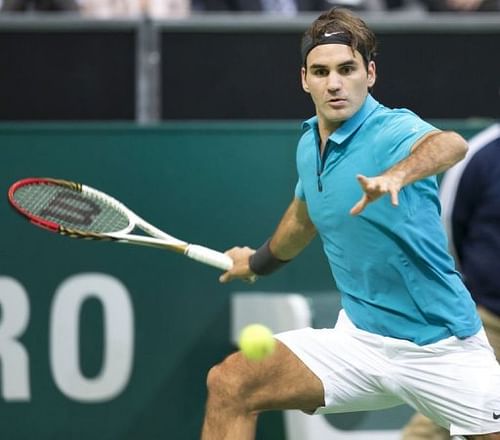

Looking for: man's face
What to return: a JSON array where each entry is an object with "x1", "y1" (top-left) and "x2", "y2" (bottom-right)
[{"x1": 301, "y1": 44, "x2": 376, "y2": 132}]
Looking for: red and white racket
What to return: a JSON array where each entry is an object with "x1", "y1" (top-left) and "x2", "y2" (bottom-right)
[{"x1": 8, "y1": 177, "x2": 234, "y2": 271}]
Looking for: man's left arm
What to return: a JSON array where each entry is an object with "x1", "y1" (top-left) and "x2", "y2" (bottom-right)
[{"x1": 350, "y1": 131, "x2": 468, "y2": 215}]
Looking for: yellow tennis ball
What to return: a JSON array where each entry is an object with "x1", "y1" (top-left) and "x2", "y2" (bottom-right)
[{"x1": 238, "y1": 324, "x2": 276, "y2": 361}]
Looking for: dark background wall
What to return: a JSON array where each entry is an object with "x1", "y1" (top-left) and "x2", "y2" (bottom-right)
[
  {"x1": 0, "y1": 23, "x2": 137, "y2": 121},
  {"x1": 0, "y1": 14, "x2": 499, "y2": 122},
  {"x1": 160, "y1": 24, "x2": 500, "y2": 120}
]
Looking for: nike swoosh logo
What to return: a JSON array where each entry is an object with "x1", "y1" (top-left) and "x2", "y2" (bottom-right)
[
  {"x1": 493, "y1": 412, "x2": 500, "y2": 420},
  {"x1": 324, "y1": 31, "x2": 343, "y2": 37}
]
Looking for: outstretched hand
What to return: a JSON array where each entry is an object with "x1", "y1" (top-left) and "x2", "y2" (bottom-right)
[{"x1": 350, "y1": 173, "x2": 404, "y2": 215}]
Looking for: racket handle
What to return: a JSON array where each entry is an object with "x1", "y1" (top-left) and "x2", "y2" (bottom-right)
[{"x1": 185, "y1": 245, "x2": 233, "y2": 271}]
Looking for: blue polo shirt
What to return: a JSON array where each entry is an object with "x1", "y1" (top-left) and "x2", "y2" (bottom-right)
[{"x1": 295, "y1": 94, "x2": 481, "y2": 345}]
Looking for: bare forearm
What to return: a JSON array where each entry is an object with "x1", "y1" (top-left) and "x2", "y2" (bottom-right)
[
  {"x1": 219, "y1": 198, "x2": 315, "y2": 282},
  {"x1": 350, "y1": 131, "x2": 468, "y2": 215},
  {"x1": 385, "y1": 131, "x2": 468, "y2": 185},
  {"x1": 269, "y1": 198, "x2": 317, "y2": 261}
]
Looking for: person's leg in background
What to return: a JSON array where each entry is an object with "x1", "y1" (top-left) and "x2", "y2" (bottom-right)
[
  {"x1": 478, "y1": 306, "x2": 500, "y2": 358},
  {"x1": 401, "y1": 413, "x2": 450, "y2": 440}
]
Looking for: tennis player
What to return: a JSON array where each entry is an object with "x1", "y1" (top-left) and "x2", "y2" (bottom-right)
[{"x1": 201, "y1": 8, "x2": 500, "y2": 440}]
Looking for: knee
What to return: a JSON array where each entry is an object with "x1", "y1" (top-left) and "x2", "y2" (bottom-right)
[
  {"x1": 205, "y1": 355, "x2": 250, "y2": 406},
  {"x1": 206, "y1": 363, "x2": 228, "y2": 399}
]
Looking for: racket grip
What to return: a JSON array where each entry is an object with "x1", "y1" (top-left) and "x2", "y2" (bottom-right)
[{"x1": 185, "y1": 245, "x2": 234, "y2": 271}]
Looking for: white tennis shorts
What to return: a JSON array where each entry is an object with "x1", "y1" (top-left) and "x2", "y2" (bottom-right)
[{"x1": 275, "y1": 309, "x2": 500, "y2": 437}]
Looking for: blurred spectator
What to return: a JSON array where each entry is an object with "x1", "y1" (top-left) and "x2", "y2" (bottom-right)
[
  {"x1": 0, "y1": 0, "x2": 79, "y2": 11},
  {"x1": 385, "y1": 0, "x2": 498, "y2": 12},
  {"x1": 80, "y1": 0, "x2": 189, "y2": 18},
  {"x1": 420, "y1": 0, "x2": 499, "y2": 11},
  {"x1": 401, "y1": 122, "x2": 500, "y2": 440},
  {"x1": 198, "y1": 0, "x2": 382, "y2": 14}
]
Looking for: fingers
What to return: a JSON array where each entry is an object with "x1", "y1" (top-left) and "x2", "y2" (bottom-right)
[
  {"x1": 390, "y1": 189, "x2": 399, "y2": 207},
  {"x1": 244, "y1": 274, "x2": 258, "y2": 284},
  {"x1": 351, "y1": 175, "x2": 375, "y2": 215},
  {"x1": 350, "y1": 194, "x2": 368, "y2": 216},
  {"x1": 219, "y1": 271, "x2": 256, "y2": 284},
  {"x1": 219, "y1": 271, "x2": 233, "y2": 283},
  {"x1": 351, "y1": 174, "x2": 401, "y2": 214},
  {"x1": 218, "y1": 246, "x2": 256, "y2": 284},
  {"x1": 356, "y1": 174, "x2": 369, "y2": 185},
  {"x1": 357, "y1": 174, "x2": 388, "y2": 194},
  {"x1": 220, "y1": 271, "x2": 257, "y2": 284}
]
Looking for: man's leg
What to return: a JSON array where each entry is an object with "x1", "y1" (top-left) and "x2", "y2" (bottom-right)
[
  {"x1": 401, "y1": 413, "x2": 450, "y2": 440},
  {"x1": 201, "y1": 340, "x2": 325, "y2": 440}
]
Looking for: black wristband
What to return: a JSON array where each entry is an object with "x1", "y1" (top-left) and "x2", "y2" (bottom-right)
[{"x1": 249, "y1": 239, "x2": 291, "y2": 276}]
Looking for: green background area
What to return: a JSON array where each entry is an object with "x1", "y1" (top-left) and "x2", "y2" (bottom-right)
[{"x1": 0, "y1": 120, "x2": 491, "y2": 439}]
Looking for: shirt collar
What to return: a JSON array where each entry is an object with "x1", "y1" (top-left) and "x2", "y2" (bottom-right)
[{"x1": 302, "y1": 94, "x2": 379, "y2": 145}]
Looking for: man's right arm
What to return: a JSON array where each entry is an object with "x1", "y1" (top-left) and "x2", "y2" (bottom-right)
[{"x1": 219, "y1": 198, "x2": 316, "y2": 283}]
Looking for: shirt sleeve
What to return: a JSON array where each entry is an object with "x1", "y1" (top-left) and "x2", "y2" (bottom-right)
[
  {"x1": 295, "y1": 179, "x2": 305, "y2": 201},
  {"x1": 378, "y1": 110, "x2": 439, "y2": 163}
]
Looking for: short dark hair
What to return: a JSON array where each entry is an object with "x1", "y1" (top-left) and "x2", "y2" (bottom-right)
[{"x1": 301, "y1": 8, "x2": 377, "y2": 69}]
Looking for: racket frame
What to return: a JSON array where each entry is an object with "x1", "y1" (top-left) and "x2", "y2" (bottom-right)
[{"x1": 8, "y1": 177, "x2": 234, "y2": 271}]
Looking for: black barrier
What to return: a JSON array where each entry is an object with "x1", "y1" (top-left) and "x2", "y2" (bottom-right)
[
  {"x1": 0, "y1": 14, "x2": 499, "y2": 122},
  {"x1": 0, "y1": 18, "x2": 136, "y2": 121},
  {"x1": 159, "y1": 14, "x2": 500, "y2": 120}
]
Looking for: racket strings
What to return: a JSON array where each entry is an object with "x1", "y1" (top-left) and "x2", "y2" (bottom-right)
[{"x1": 14, "y1": 184, "x2": 130, "y2": 233}]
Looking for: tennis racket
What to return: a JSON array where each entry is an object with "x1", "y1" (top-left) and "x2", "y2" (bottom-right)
[{"x1": 8, "y1": 177, "x2": 234, "y2": 271}]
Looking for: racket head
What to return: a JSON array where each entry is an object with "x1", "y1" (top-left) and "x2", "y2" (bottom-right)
[{"x1": 8, "y1": 177, "x2": 133, "y2": 239}]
